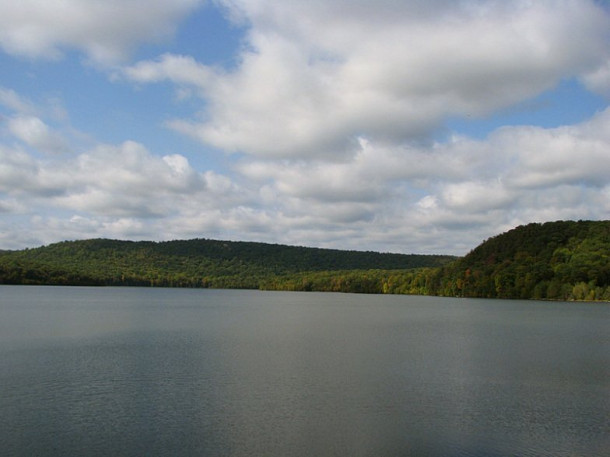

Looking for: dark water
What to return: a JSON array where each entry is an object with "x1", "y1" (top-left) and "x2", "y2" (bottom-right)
[{"x1": 1, "y1": 286, "x2": 609, "y2": 457}]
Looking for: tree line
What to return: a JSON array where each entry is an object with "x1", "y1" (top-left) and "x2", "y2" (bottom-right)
[
  {"x1": 0, "y1": 238, "x2": 453, "y2": 290},
  {"x1": 1, "y1": 221, "x2": 610, "y2": 301}
]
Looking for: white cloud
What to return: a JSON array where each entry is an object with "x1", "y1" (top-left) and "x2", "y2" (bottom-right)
[
  {"x1": 498, "y1": 110, "x2": 610, "y2": 189},
  {"x1": 0, "y1": 145, "x2": 42, "y2": 194},
  {"x1": 125, "y1": 0, "x2": 610, "y2": 159},
  {"x1": 227, "y1": 105, "x2": 610, "y2": 252},
  {"x1": 440, "y1": 181, "x2": 514, "y2": 213},
  {"x1": 122, "y1": 53, "x2": 215, "y2": 89},
  {"x1": 8, "y1": 116, "x2": 70, "y2": 154},
  {"x1": 0, "y1": 0, "x2": 203, "y2": 64},
  {"x1": 55, "y1": 141, "x2": 209, "y2": 216},
  {"x1": 582, "y1": 60, "x2": 610, "y2": 98},
  {"x1": 0, "y1": 138, "x2": 241, "y2": 221},
  {"x1": 2, "y1": 110, "x2": 610, "y2": 253},
  {"x1": 2, "y1": 93, "x2": 610, "y2": 254},
  {"x1": 0, "y1": 88, "x2": 37, "y2": 114},
  {"x1": 2, "y1": 2, "x2": 610, "y2": 255}
]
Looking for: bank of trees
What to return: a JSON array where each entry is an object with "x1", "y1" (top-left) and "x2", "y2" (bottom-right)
[
  {"x1": 258, "y1": 268, "x2": 440, "y2": 295},
  {"x1": 1, "y1": 221, "x2": 610, "y2": 301},
  {"x1": 430, "y1": 220, "x2": 610, "y2": 300},
  {"x1": 239, "y1": 220, "x2": 610, "y2": 300},
  {"x1": 0, "y1": 238, "x2": 452, "y2": 290}
]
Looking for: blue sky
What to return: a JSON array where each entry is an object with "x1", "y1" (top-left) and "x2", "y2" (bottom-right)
[{"x1": 1, "y1": 0, "x2": 610, "y2": 254}]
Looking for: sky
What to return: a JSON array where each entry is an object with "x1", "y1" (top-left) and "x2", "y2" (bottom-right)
[{"x1": 1, "y1": 0, "x2": 610, "y2": 255}]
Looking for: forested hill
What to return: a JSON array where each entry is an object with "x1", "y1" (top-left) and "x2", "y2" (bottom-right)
[
  {"x1": 257, "y1": 220, "x2": 610, "y2": 299},
  {"x1": 1, "y1": 221, "x2": 609, "y2": 300},
  {"x1": 428, "y1": 220, "x2": 610, "y2": 300},
  {"x1": 0, "y1": 238, "x2": 454, "y2": 288}
]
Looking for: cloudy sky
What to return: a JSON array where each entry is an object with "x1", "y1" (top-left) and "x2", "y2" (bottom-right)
[{"x1": 1, "y1": 0, "x2": 610, "y2": 255}]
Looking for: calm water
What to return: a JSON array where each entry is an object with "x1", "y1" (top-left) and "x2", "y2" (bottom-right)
[{"x1": 1, "y1": 286, "x2": 609, "y2": 457}]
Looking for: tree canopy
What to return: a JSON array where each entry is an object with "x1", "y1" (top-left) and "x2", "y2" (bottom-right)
[
  {"x1": 428, "y1": 220, "x2": 610, "y2": 300},
  {"x1": 0, "y1": 238, "x2": 453, "y2": 289},
  {"x1": 2, "y1": 221, "x2": 610, "y2": 301}
]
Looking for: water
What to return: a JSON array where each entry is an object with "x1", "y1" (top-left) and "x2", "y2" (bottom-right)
[{"x1": 1, "y1": 286, "x2": 609, "y2": 457}]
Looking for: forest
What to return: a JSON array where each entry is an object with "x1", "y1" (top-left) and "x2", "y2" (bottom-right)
[
  {"x1": 1, "y1": 220, "x2": 609, "y2": 301},
  {"x1": 428, "y1": 220, "x2": 610, "y2": 301},
  {"x1": 0, "y1": 238, "x2": 453, "y2": 289}
]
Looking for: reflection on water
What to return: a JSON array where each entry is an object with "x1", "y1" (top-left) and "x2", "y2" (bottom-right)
[{"x1": 1, "y1": 286, "x2": 609, "y2": 456}]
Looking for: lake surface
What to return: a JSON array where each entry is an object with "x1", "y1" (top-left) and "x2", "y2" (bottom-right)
[{"x1": 1, "y1": 286, "x2": 609, "y2": 456}]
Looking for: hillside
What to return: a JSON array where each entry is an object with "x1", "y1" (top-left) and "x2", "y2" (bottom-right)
[
  {"x1": 0, "y1": 238, "x2": 454, "y2": 289},
  {"x1": 431, "y1": 220, "x2": 610, "y2": 300},
  {"x1": 256, "y1": 220, "x2": 610, "y2": 300},
  {"x1": 1, "y1": 221, "x2": 609, "y2": 300}
]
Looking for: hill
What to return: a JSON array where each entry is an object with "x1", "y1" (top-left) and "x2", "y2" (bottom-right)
[
  {"x1": 1, "y1": 221, "x2": 609, "y2": 300},
  {"x1": 0, "y1": 238, "x2": 454, "y2": 289},
  {"x1": 256, "y1": 220, "x2": 610, "y2": 300},
  {"x1": 430, "y1": 220, "x2": 610, "y2": 300}
]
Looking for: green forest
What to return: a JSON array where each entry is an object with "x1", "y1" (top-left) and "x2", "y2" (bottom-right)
[
  {"x1": 1, "y1": 220, "x2": 610, "y2": 301},
  {"x1": 429, "y1": 220, "x2": 610, "y2": 301},
  {"x1": 0, "y1": 238, "x2": 453, "y2": 289}
]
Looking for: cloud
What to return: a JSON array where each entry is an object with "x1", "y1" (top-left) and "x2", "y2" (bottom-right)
[
  {"x1": 122, "y1": 53, "x2": 215, "y2": 89},
  {"x1": 0, "y1": 145, "x2": 41, "y2": 195},
  {"x1": 498, "y1": 110, "x2": 610, "y2": 189},
  {"x1": 228, "y1": 105, "x2": 610, "y2": 252},
  {"x1": 0, "y1": 0, "x2": 203, "y2": 64},
  {"x1": 1, "y1": 2, "x2": 610, "y2": 254},
  {"x1": 0, "y1": 138, "x2": 239, "y2": 221},
  {"x1": 7, "y1": 116, "x2": 70, "y2": 154},
  {"x1": 6, "y1": 101, "x2": 609, "y2": 254},
  {"x1": 2, "y1": 102, "x2": 610, "y2": 253},
  {"x1": 0, "y1": 88, "x2": 37, "y2": 114},
  {"x1": 55, "y1": 141, "x2": 210, "y2": 217},
  {"x1": 582, "y1": 60, "x2": 610, "y2": 97},
  {"x1": 125, "y1": 0, "x2": 610, "y2": 158},
  {"x1": 440, "y1": 181, "x2": 514, "y2": 213}
]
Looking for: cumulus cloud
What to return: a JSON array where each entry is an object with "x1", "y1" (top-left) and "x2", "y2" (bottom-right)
[
  {"x1": 0, "y1": 0, "x2": 202, "y2": 64},
  {"x1": 125, "y1": 0, "x2": 610, "y2": 158},
  {"x1": 122, "y1": 53, "x2": 215, "y2": 90},
  {"x1": 5, "y1": 102, "x2": 610, "y2": 254},
  {"x1": 54, "y1": 141, "x2": 212, "y2": 217},
  {"x1": 0, "y1": 88, "x2": 37, "y2": 115},
  {"x1": 495, "y1": 110, "x2": 610, "y2": 189},
  {"x1": 0, "y1": 138, "x2": 241, "y2": 225},
  {"x1": 582, "y1": 60, "x2": 610, "y2": 98},
  {"x1": 2, "y1": 1, "x2": 610, "y2": 254},
  {"x1": 227, "y1": 105, "x2": 610, "y2": 252},
  {"x1": 0, "y1": 145, "x2": 41, "y2": 194},
  {"x1": 7, "y1": 116, "x2": 70, "y2": 154}
]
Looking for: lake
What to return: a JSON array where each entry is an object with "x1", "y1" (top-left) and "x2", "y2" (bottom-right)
[{"x1": 1, "y1": 286, "x2": 608, "y2": 456}]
